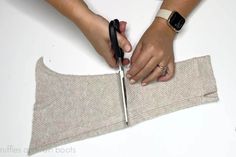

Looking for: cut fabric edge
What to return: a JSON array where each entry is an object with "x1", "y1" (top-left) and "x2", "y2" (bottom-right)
[{"x1": 36, "y1": 57, "x2": 117, "y2": 78}]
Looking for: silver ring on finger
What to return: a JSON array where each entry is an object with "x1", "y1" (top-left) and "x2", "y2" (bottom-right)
[{"x1": 157, "y1": 64, "x2": 168, "y2": 76}]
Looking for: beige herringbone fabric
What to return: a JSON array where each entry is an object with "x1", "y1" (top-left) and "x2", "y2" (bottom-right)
[{"x1": 28, "y1": 55, "x2": 218, "y2": 155}]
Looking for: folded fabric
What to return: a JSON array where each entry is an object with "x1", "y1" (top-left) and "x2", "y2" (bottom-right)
[{"x1": 28, "y1": 55, "x2": 219, "y2": 155}]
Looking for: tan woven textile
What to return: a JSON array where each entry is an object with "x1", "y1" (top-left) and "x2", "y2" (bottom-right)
[{"x1": 28, "y1": 55, "x2": 218, "y2": 155}]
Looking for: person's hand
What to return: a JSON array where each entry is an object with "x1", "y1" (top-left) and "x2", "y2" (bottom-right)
[
  {"x1": 126, "y1": 18, "x2": 176, "y2": 86},
  {"x1": 77, "y1": 13, "x2": 132, "y2": 68}
]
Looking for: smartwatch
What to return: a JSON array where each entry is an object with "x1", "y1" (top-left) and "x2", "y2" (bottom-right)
[{"x1": 156, "y1": 9, "x2": 185, "y2": 32}]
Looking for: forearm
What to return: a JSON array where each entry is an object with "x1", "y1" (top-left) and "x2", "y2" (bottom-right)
[{"x1": 46, "y1": 0, "x2": 94, "y2": 28}]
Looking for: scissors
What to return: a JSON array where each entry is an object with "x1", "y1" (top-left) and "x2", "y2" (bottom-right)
[{"x1": 109, "y1": 19, "x2": 129, "y2": 126}]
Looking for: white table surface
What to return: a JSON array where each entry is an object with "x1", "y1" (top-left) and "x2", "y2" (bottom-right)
[{"x1": 0, "y1": 0, "x2": 236, "y2": 156}]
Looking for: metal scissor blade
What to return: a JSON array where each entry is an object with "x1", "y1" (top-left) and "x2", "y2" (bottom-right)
[
  {"x1": 109, "y1": 19, "x2": 129, "y2": 126},
  {"x1": 118, "y1": 59, "x2": 129, "y2": 126}
]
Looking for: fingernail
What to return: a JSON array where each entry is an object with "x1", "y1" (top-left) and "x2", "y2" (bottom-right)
[
  {"x1": 129, "y1": 79, "x2": 136, "y2": 84},
  {"x1": 141, "y1": 82, "x2": 147, "y2": 86},
  {"x1": 126, "y1": 74, "x2": 131, "y2": 78},
  {"x1": 125, "y1": 45, "x2": 130, "y2": 51}
]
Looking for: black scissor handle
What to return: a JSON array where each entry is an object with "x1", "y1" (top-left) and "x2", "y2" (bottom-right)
[{"x1": 109, "y1": 19, "x2": 124, "y2": 63}]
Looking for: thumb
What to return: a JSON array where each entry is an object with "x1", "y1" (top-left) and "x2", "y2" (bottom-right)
[
  {"x1": 115, "y1": 21, "x2": 132, "y2": 53},
  {"x1": 117, "y1": 32, "x2": 132, "y2": 53},
  {"x1": 119, "y1": 21, "x2": 127, "y2": 36}
]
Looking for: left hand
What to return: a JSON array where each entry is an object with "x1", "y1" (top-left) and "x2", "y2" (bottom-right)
[{"x1": 126, "y1": 18, "x2": 176, "y2": 86}]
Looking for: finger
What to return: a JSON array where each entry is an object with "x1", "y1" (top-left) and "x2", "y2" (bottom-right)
[
  {"x1": 103, "y1": 46, "x2": 118, "y2": 68},
  {"x1": 158, "y1": 61, "x2": 175, "y2": 82},
  {"x1": 122, "y1": 58, "x2": 130, "y2": 65},
  {"x1": 141, "y1": 59, "x2": 168, "y2": 85},
  {"x1": 127, "y1": 51, "x2": 152, "y2": 79},
  {"x1": 119, "y1": 21, "x2": 127, "y2": 35},
  {"x1": 104, "y1": 55, "x2": 118, "y2": 68},
  {"x1": 130, "y1": 42, "x2": 142, "y2": 65},
  {"x1": 141, "y1": 66, "x2": 163, "y2": 86},
  {"x1": 129, "y1": 57, "x2": 159, "y2": 84},
  {"x1": 117, "y1": 33, "x2": 132, "y2": 52},
  {"x1": 119, "y1": 22, "x2": 129, "y2": 49},
  {"x1": 117, "y1": 21, "x2": 131, "y2": 52}
]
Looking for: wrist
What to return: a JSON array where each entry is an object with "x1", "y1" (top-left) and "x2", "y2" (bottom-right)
[
  {"x1": 71, "y1": 3, "x2": 95, "y2": 28},
  {"x1": 152, "y1": 17, "x2": 176, "y2": 39}
]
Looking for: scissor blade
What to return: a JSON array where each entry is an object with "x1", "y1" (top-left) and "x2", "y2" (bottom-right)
[{"x1": 118, "y1": 61, "x2": 129, "y2": 126}]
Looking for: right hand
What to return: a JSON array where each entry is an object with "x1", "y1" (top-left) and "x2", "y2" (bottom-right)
[{"x1": 77, "y1": 13, "x2": 132, "y2": 68}]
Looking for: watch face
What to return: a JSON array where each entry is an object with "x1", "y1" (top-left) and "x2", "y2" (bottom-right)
[{"x1": 169, "y1": 11, "x2": 185, "y2": 31}]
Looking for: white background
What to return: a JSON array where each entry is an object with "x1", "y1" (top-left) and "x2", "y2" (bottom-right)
[{"x1": 0, "y1": 0, "x2": 236, "y2": 156}]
